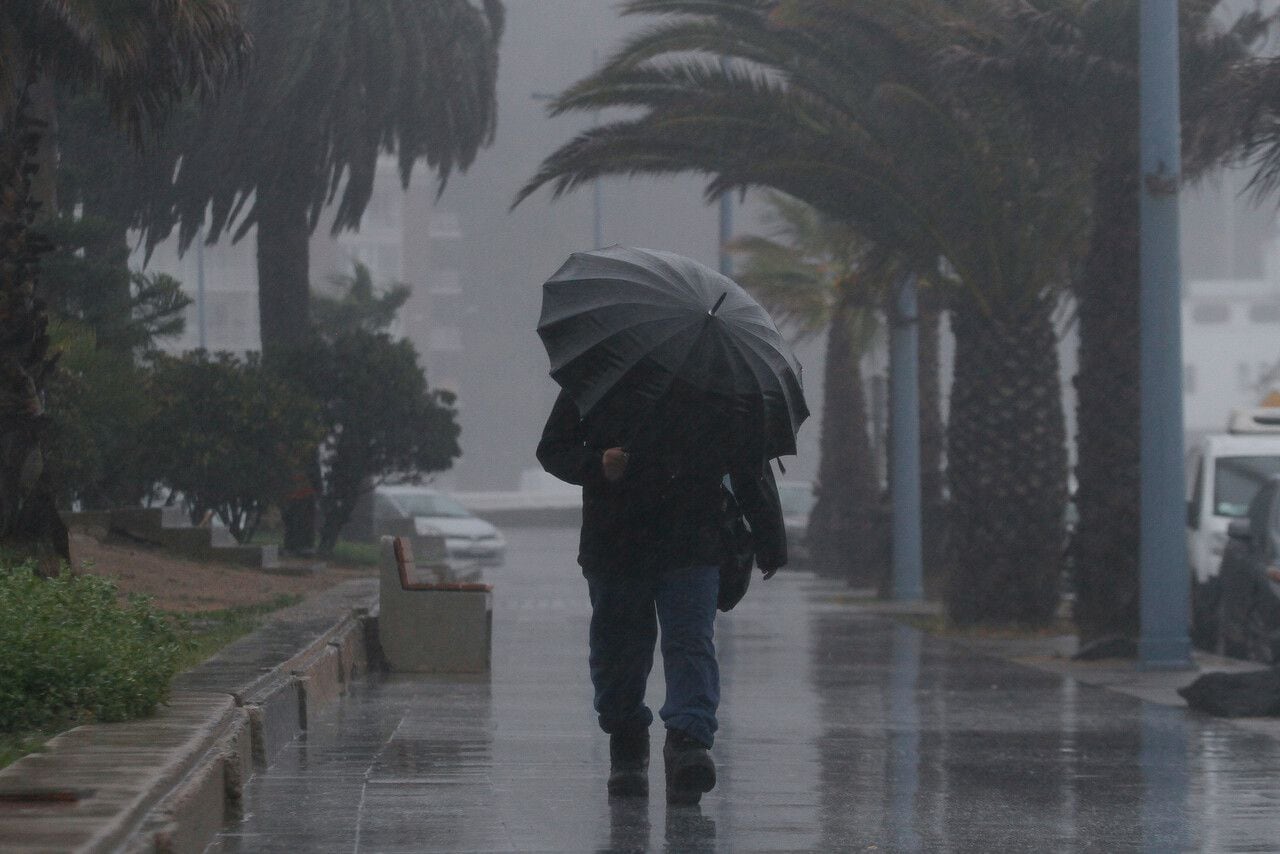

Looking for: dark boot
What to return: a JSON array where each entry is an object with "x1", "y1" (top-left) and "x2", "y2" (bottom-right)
[
  {"x1": 608, "y1": 729, "x2": 650, "y2": 798},
  {"x1": 663, "y1": 729, "x2": 715, "y2": 805}
]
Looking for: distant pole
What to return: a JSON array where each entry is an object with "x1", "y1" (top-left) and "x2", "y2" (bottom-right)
[
  {"x1": 1138, "y1": 0, "x2": 1192, "y2": 669},
  {"x1": 719, "y1": 193, "x2": 733, "y2": 276},
  {"x1": 718, "y1": 56, "x2": 734, "y2": 276},
  {"x1": 533, "y1": 49, "x2": 605, "y2": 249},
  {"x1": 196, "y1": 228, "x2": 207, "y2": 350},
  {"x1": 593, "y1": 172, "x2": 604, "y2": 249},
  {"x1": 890, "y1": 272, "x2": 923, "y2": 600},
  {"x1": 593, "y1": 49, "x2": 604, "y2": 249}
]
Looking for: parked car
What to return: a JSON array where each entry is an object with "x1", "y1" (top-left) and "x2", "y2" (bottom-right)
[
  {"x1": 1216, "y1": 474, "x2": 1280, "y2": 663},
  {"x1": 1187, "y1": 409, "x2": 1280, "y2": 649},
  {"x1": 374, "y1": 486, "x2": 507, "y2": 565},
  {"x1": 776, "y1": 480, "x2": 815, "y2": 563}
]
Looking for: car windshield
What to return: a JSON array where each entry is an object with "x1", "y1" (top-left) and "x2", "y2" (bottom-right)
[
  {"x1": 1213, "y1": 456, "x2": 1280, "y2": 518},
  {"x1": 388, "y1": 493, "x2": 472, "y2": 518},
  {"x1": 778, "y1": 483, "x2": 815, "y2": 517}
]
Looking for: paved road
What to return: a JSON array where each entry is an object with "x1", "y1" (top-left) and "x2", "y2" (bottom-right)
[{"x1": 211, "y1": 527, "x2": 1280, "y2": 852}]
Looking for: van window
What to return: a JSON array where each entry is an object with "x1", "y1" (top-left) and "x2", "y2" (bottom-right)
[
  {"x1": 388, "y1": 492, "x2": 471, "y2": 518},
  {"x1": 1188, "y1": 458, "x2": 1204, "y2": 527},
  {"x1": 1213, "y1": 456, "x2": 1280, "y2": 517}
]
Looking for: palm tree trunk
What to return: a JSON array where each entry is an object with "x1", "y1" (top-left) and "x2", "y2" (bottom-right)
[
  {"x1": 28, "y1": 73, "x2": 57, "y2": 217},
  {"x1": 256, "y1": 170, "x2": 315, "y2": 551},
  {"x1": 806, "y1": 300, "x2": 878, "y2": 585},
  {"x1": 1071, "y1": 161, "x2": 1140, "y2": 644},
  {"x1": 0, "y1": 102, "x2": 69, "y2": 573},
  {"x1": 255, "y1": 172, "x2": 312, "y2": 357},
  {"x1": 945, "y1": 297, "x2": 1068, "y2": 626}
]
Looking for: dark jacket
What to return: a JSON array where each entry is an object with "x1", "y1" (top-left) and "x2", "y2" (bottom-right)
[{"x1": 536, "y1": 389, "x2": 787, "y2": 575}]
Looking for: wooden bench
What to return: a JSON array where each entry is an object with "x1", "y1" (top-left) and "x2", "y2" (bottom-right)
[{"x1": 378, "y1": 536, "x2": 493, "y2": 673}]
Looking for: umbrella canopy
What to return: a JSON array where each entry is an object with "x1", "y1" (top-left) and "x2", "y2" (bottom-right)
[{"x1": 537, "y1": 245, "x2": 809, "y2": 459}]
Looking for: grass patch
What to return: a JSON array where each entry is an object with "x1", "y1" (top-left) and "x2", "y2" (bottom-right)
[
  {"x1": 0, "y1": 585, "x2": 301, "y2": 770},
  {"x1": 171, "y1": 594, "x2": 303, "y2": 672},
  {"x1": 327, "y1": 540, "x2": 380, "y2": 567},
  {"x1": 0, "y1": 564, "x2": 187, "y2": 768},
  {"x1": 0, "y1": 725, "x2": 70, "y2": 770},
  {"x1": 249, "y1": 532, "x2": 380, "y2": 568}
]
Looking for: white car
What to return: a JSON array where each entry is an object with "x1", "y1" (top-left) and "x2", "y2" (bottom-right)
[
  {"x1": 1187, "y1": 409, "x2": 1280, "y2": 648},
  {"x1": 375, "y1": 486, "x2": 507, "y2": 565}
]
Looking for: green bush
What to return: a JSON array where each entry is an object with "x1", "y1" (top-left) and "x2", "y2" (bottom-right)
[
  {"x1": 0, "y1": 565, "x2": 187, "y2": 733},
  {"x1": 147, "y1": 351, "x2": 323, "y2": 542}
]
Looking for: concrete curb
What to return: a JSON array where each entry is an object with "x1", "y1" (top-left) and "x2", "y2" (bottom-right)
[{"x1": 0, "y1": 579, "x2": 378, "y2": 853}]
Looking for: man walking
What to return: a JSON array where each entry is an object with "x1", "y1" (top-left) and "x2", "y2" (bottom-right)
[{"x1": 537, "y1": 376, "x2": 787, "y2": 805}]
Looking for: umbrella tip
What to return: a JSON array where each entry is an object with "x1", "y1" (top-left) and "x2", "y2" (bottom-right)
[{"x1": 709, "y1": 292, "x2": 727, "y2": 316}]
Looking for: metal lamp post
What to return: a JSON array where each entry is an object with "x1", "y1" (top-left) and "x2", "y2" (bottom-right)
[
  {"x1": 890, "y1": 272, "x2": 924, "y2": 601},
  {"x1": 719, "y1": 193, "x2": 733, "y2": 276},
  {"x1": 1138, "y1": 0, "x2": 1192, "y2": 669}
]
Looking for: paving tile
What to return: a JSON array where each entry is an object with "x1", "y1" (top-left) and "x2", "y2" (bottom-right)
[{"x1": 214, "y1": 527, "x2": 1280, "y2": 852}]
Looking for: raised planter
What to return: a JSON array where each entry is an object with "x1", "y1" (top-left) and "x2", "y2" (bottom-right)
[{"x1": 0, "y1": 580, "x2": 377, "y2": 853}]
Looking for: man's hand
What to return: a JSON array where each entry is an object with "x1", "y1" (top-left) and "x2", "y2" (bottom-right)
[
  {"x1": 602, "y1": 447, "x2": 630, "y2": 482},
  {"x1": 761, "y1": 565, "x2": 779, "y2": 580}
]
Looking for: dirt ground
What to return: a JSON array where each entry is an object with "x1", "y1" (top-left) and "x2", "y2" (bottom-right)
[{"x1": 68, "y1": 532, "x2": 374, "y2": 612}]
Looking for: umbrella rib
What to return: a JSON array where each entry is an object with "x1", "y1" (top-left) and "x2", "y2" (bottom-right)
[
  {"x1": 732, "y1": 336, "x2": 806, "y2": 442},
  {"x1": 550, "y1": 316, "x2": 704, "y2": 396},
  {"x1": 539, "y1": 246, "x2": 808, "y2": 458},
  {"x1": 720, "y1": 321, "x2": 803, "y2": 376},
  {"x1": 540, "y1": 311, "x2": 701, "y2": 371},
  {"x1": 538, "y1": 302, "x2": 690, "y2": 342},
  {"x1": 561, "y1": 252, "x2": 711, "y2": 310}
]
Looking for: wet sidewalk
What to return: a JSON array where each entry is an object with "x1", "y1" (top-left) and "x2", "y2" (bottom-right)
[{"x1": 211, "y1": 528, "x2": 1280, "y2": 852}]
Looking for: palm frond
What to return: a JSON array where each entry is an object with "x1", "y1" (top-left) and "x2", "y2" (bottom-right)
[
  {"x1": 155, "y1": 0, "x2": 502, "y2": 252},
  {"x1": 0, "y1": 0, "x2": 249, "y2": 140},
  {"x1": 520, "y1": 0, "x2": 1090, "y2": 315}
]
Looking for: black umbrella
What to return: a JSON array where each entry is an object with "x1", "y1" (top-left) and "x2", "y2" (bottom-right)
[{"x1": 537, "y1": 245, "x2": 809, "y2": 460}]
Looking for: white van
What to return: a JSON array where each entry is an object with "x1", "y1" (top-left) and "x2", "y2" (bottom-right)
[{"x1": 1187, "y1": 408, "x2": 1280, "y2": 645}]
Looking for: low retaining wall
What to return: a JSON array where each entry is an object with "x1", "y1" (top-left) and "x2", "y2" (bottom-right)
[{"x1": 0, "y1": 579, "x2": 378, "y2": 854}]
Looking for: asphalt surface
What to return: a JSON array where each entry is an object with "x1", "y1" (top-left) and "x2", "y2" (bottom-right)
[{"x1": 209, "y1": 527, "x2": 1280, "y2": 853}]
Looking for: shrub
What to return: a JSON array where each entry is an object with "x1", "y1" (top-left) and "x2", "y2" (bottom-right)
[
  {"x1": 147, "y1": 351, "x2": 323, "y2": 542},
  {"x1": 44, "y1": 322, "x2": 160, "y2": 509},
  {"x1": 277, "y1": 330, "x2": 461, "y2": 555},
  {"x1": 0, "y1": 565, "x2": 187, "y2": 733}
]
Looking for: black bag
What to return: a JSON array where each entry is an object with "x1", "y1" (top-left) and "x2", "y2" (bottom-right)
[{"x1": 717, "y1": 483, "x2": 755, "y2": 612}]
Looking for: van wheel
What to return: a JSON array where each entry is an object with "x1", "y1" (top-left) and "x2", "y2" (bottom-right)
[{"x1": 1244, "y1": 604, "x2": 1277, "y2": 665}]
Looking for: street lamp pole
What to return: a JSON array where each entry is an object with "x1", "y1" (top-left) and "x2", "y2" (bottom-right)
[
  {"x1": 719, "y1": 193, "x2": 733, "y2": 276},
  {"x1": 1138, "y1": 0, "x2": 1192, "y2": 669},
  {"x1": 534, "y1": 51, "x2": 605, "y2": 250},
  {"x1": 718, "y1": 56, "x2": 734, "y2": 277},
  {"x1": 196, "y1": 227, "x2": 207, "y2": 350},
  {"x1": 890, "y1": 272, "x2": 924, "y2": 601}
]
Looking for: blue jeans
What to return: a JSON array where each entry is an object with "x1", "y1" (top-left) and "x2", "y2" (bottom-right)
[{"x1": 586, "y1": 565, "x2": 721, "y2": 747}]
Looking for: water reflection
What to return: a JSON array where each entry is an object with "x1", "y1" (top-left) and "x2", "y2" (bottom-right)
[
  {"x1": 599, "y1": 797, "x2": 649, "y2": 853},
  {"x1": 809, "y1": 611, "x2": 1200, "y2": 851},
  {"x1": 1140, "y1": 703, "x2": 1190, "y2": 853},
  {"x1": 663, "y1": 804, "x2": 716, "y2": 853},
  {"x1": 887, "y1": 622, "x2": 922, "y2": 852}
]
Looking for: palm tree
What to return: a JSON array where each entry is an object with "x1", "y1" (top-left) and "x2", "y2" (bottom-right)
[
  {"x1": 941, "y1": 0, "x2": 1270, "y2": 644},
  {"x1": 0, "y1": 0, "x2": 248, "y2": 211},
  {"x1": 0, "y1": 0, "x2": 247, "y2": 568},
  {"x1": 517, "y1": 0, "x2": 1086, "y2": 625},
  {"x1": 729, "y1": 192, "x2": 883, "y2": 586},
  {"x1": 148, "y1": 0, "x2": 504, "y2": 356}
]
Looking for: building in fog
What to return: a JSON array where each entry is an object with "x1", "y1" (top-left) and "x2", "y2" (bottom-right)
[
  {"x1": 1181, "y1": 167, "x2": 1280, "y2": 438},
  {"x1": 137, "y1": 154, "x2": 468, "y2": 395}
]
